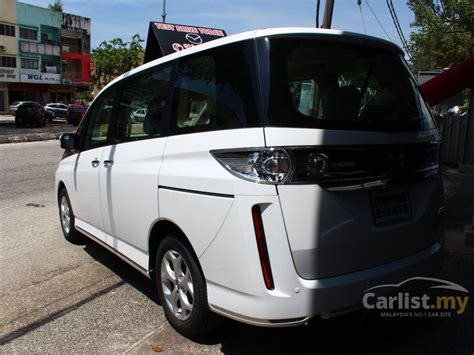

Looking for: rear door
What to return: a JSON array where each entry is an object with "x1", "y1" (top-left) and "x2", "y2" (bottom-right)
[
  {"x1": 158, "y1": 40, "x2": 271, "y2": 258},
  {"x1": 260, "y1": 36, "x2": 444, "y2": 279},
  {"x1": 99, "y1": 63, "x2": 173, "y2": 268}
]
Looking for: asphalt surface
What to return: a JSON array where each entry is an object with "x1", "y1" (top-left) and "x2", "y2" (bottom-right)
[{"x1": 0, "y1": 140, "x2": 473, "y2": 354}]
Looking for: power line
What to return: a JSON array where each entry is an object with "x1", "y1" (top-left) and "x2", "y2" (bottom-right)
[
  {"x1": 386, "y1": 0, "x2": 412, "y2": 58},
  {"x1": 365, "y1": 0, "x2": 393, "y2": 41},
  {"x1": 389, "y1": 0, "x2": 409, "y2": 46}
]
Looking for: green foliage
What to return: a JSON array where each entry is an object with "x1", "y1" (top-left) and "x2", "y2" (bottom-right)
[
  {"x1": 48, "y1": 0, "x2": 63, "y2": 12},
  {"x1": 75, "y1": 90, "x2": 93, "y2": 103},
  {"x1": 92, "y1": 34, "x2": 144, "y2": 88},
  {"x1": 407, "y1": 0, "x2": 473, "y2": 72}
]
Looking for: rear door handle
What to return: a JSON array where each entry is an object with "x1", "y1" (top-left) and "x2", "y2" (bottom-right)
[
  {"x1": 91, "y1": 159, "x2": 100, "y2": 168},
  {"x1": 103, "y1": 160, "x2": 114, "y2": 167}
]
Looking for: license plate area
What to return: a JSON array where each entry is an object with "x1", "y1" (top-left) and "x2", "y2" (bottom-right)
[{"x1": 371, "y1": 189, "x2": 412, "y2": 226}]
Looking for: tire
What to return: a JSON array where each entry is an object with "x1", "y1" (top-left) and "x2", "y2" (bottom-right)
[
  {"x1": 15, "y1": 120, "x2": 23, "y2": 128},
  {"x1": 58, "y1": 188, "x2": 86, "y2": 244},
  {"x1": 156, "y1": 236, "x2": 218, "y2": 336}
]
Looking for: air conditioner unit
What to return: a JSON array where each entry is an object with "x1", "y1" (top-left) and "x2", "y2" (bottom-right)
[{"x1": 0, "y1": 45, "x2": 6, "y2": 52}]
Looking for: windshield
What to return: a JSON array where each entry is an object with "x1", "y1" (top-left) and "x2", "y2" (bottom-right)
[{"x1": 265, "y1": 38, "x2": 434, "y2": 132}]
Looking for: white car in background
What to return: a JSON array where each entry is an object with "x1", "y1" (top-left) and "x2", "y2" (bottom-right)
[
  {"x1": 45, "y1": 103, "x2": 69, "y2": 118},
  {"x1": 55, "y1": 28, "x2": 445, "y2": 337},
  {"x1": 129, "y1": 108, "x2": 147, "y2": 123}
]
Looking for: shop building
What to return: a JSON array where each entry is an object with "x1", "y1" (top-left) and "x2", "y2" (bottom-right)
[
  {"x1": 0, "y1": 0, "x2": 18, "y2": 112},
  {"x1": 0, "y1": 1, "x2": 92, "y2": 112},
  {"x1": 9, "y1": 1, "x2": 62, "y2": 105},
  {"x1": 58, "y1": 13, "x2": 91, "y2": 103}
]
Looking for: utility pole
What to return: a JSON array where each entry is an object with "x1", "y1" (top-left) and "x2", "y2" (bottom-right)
[
  {"x1": 162, "y1": 0, "x2": 167, "y2": 23},
  {"x1": 321, "y1": 0, "x2": 335, "y2": 29}
]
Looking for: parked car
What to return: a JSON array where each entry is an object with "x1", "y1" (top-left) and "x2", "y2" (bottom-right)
[
  {"x1": 44, "y1": 107, "x2": 56, "y2": 121},
  {"x1": 56, "y1": 28, "x2": 445, "y2": 336},
  {"x1": 67, "y1": 104, "x2": 87, "y2": 126},
  {"x1": 15, "y1": 102, "x2": 46, "y2": 127},
  {"x1": 45, "y1": 103, "x2": 69, "y2": 118},
  {"x1": 9, "y1": 101, "x2": 37, "y2": 115},
  {"x1": 129, "y1": 108, "x2": 148, "y2": 123}
]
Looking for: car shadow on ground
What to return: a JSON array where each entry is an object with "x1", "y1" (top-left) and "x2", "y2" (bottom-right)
[{"x1": 82, "y1": 237, "x2": 473, "y2": 354}]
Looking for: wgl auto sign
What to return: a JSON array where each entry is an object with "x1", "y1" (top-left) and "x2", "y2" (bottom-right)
[{"x1": 20, "y1": 72, "x2": 61, "y2": 84}]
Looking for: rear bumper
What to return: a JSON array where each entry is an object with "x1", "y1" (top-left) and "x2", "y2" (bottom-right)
[
  {"x1": 201, "y1": 194, "x2": 445, "y2": 327},
  {"x1": 209, "y1": 241, "x2": 444, "y2": 327}
]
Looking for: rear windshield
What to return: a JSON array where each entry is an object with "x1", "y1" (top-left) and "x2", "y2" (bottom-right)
[
  {"x1": 265, "y1": 38, "x2": 434, "y2": 132},
  {"x1": 17, "y1": 105, "x2": 36, "y2": 113}
]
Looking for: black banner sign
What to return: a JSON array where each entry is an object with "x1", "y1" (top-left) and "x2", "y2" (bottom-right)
[{"x1": 144, "y1": 22, "x2": 227, "y2": 63}]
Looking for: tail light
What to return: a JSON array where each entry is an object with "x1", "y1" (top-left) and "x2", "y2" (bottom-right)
[
  {"x1": 211, "y1": 143, "x2": 438, "y2": 187},
  {"x1": 211, "y1": 148, "x2": 291, "y2": 184},
  {"x1": 251, "y1": 205, "x2": 274, "y2": 290}
]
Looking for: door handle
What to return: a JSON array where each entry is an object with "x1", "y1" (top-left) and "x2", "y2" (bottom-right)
[
  {"x1": 91, "y1": 159, "x2": 100, "y2": 168},
  {"x1": 103, "y1": 160, "x2": 114, "y2": 167}
]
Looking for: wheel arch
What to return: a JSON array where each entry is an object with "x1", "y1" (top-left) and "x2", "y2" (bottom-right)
[
  {"x1": 57, "y1": 181, "x2": 66, "y2": 203},
  {"x1": 148, "y1": 219, "x2": 203, "y2": 279}
]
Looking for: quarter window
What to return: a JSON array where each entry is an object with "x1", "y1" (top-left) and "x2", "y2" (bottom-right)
[
  {"x1": 113, "y1": 65, "x2": 172, "y2": 143},
  {"x1": 85, "y1": 87, "x2": 117, "y2": 149},
  {"x1": 171, "y1": 41, "x2": 259, "y2": 134}
]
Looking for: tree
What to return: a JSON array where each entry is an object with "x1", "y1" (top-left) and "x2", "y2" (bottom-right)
[
  {"x1": 92, "y1": 34, "x2": 144, "y2": 88},
  {"x1": 407, "y1": 0, "x2": 473, "y2": 72},
  {"x1": 48, "y1": 0, "x2": 63, "y2": 12}
]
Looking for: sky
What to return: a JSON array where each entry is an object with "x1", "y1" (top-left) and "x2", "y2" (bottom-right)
[{"x1": 19, "y1": 0, "x2": 415, "y2": 52}]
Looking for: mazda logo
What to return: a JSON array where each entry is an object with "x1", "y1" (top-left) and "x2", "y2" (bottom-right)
[
  {"x1": 185, "y1": 33, "x2": 203, "y2": 45},
  {"x1": 307, "y1": 153, "x2": 329, "y2": 176}
]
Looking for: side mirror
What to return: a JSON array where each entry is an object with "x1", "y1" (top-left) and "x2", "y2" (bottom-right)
[{"x1": 60, "y1": 133, "x2": 79, "y2": 150}]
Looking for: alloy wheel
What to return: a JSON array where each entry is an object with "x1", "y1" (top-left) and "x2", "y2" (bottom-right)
[
  {"x1": 161, "y1": 250, "x2": 194, "y2": 320},
  {"x1": 60, "y1": 195, "x2": 71, "y2": 234}
]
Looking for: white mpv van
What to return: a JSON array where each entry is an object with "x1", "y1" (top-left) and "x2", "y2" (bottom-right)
[{"x1": 56, "y1": 28, "x2": 445, "y2": 335}]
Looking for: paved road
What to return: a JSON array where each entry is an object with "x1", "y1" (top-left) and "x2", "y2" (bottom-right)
[{"x1": 0, "y1": 141, "x2": 473, "y2": 354}]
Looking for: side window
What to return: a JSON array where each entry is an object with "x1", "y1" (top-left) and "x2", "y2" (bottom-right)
[
  {"x1": 171, "y1": 41, "x2": 259, "y2": 134},
  {"x1": 114, "y1": 65, "x2": 172, "y2": 142},
  {"x1": 85, "y1": 87, "x2": 117, "y2": 149}
]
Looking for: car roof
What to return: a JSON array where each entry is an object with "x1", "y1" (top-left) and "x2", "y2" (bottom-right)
[
  {"x1": 14, "y1": 101, "x2": 36, "y2": 104},
  {"x1": 97, "y1": 27, "x2": 403, "y2": 102},
  {"x1": 18, "y1": 102, "x2": 39, "y2": 107}
]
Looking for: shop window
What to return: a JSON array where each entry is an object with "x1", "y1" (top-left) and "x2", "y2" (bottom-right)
[
  {"x1": 19, "y1": 27, "x2": 37, "y2": 41},
  {"x1": 0, "y1": 24, "x2": 15, "y2": 37},
  {"x1": 0, "y1": 56, "x2": 16, "y2": 68},
  {"x1": 21, "y1": 57, "x2": 39, "y2": 70}
]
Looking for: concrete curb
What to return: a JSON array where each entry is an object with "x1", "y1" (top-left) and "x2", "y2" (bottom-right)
[{"x1": 0, "y1": 132, "x2": 61, "y2": 144}]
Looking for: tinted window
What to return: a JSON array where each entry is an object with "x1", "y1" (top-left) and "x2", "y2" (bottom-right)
[
  {"x1": 113, "y1": 65, "x2": 172, "y2": 143},
  {"x1": 18, "y1": 104, "x2": 37, "y2": 113},
  {"x1": 170, "y1": 40, "x2": 259, "y2": 134},
  {"x1": 265, "y1": 38, "x2": 434, "y2": 132},
  {"x1": 85, "y1": 87, "x2": 117, "y2": 149}
]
